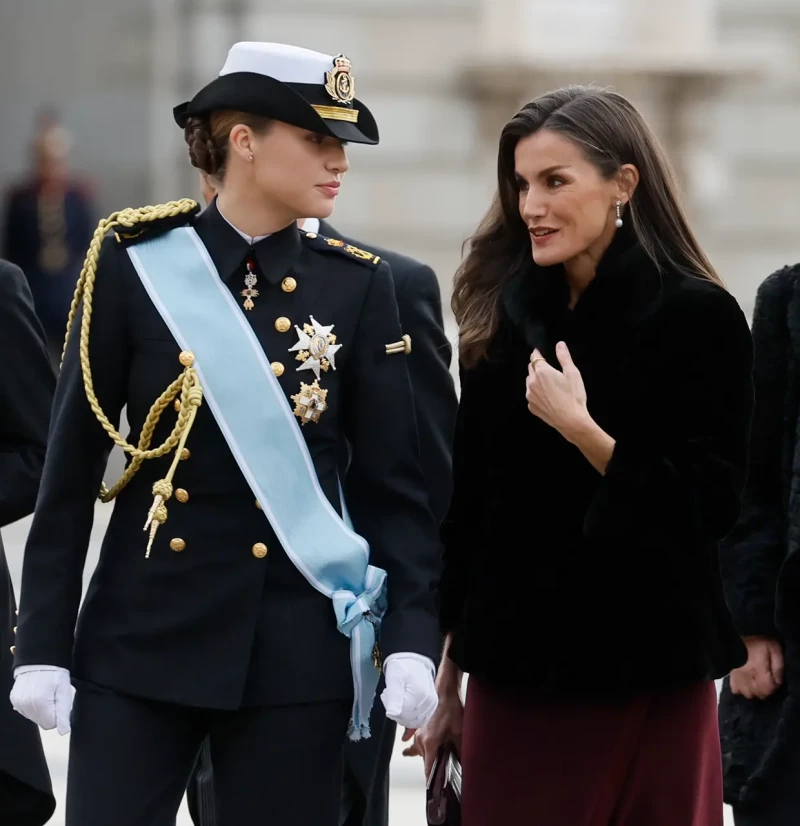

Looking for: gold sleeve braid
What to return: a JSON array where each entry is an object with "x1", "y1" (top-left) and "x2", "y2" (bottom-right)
[{"x1": 62, "y1": 198, "x2": 203, "y2": 556}]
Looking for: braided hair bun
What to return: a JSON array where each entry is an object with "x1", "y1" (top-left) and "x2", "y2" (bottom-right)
[{"x1": 184, "y1": 116, "x2": 224, "y2": 176}]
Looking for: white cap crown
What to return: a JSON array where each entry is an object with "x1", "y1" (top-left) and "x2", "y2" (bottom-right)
[{"x1": 219, "y1": 42, "x2": 334, "y2": 85}]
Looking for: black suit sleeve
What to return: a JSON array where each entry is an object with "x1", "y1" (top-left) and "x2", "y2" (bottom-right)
[
  {"x1": 0, "y1": 262, "x2": 56, "y2": 816},
  {"x1": 438, "y1": 361, "x2": 489, "y2": 633},
  {"x1": 15, "y1": 238, "x2": 129, "y2": 669},
  {"x1": 393, "y1": 263, "x2": 457, "y2": 525},
  {"x1": 0, "y1": 261, "x2": 55, "y2": 527},
  {"x1": 342, "y1": 261, "x2": 441, "y2": 664},
  {"x1": 720, "y1": 268, "x2": 796, "y2": 637}
]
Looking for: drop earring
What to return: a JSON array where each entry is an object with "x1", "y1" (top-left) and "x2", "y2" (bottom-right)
[{"x1": 615, "y1": 200, "x2": 623, "y2": 228}]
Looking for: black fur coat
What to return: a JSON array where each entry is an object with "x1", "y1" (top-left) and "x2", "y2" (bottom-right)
[
  {"x1": 719, "y1": 263, "x2": 800, "y2": 809},
  {"x1": 439, "y1": 229, "x2": 755, "y2": 700}
]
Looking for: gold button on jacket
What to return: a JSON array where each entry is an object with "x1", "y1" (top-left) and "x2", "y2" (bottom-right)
[
  {"x1": 252, "y1": 543, "x2": 268, "y2": 559},
  {"x1": 281, "y1": 277, "x2": 297, "y2": 293},
  {"x1": 175, "y1": 489, "x2": 190, "y2": 503},
  {"x1": 271, "y1": 362, "x2": 285, "y2": 377},
  {"x1": 180, "y1": 448, "x2": 191, "y2": 461},
  {"x1": 170, "y1": 538, "x2": 186, "y2": 552},
  {"x1": 275, "y1": 317, "x2": 291, "y2": 333}
]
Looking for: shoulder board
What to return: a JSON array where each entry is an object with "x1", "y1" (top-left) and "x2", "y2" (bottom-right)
[
  {"x1": 301, "y1": 231, "x2": 382, "y2": 267},
  {"x1": 112, "y1": 198, "x2": 201, "y2": 248}
]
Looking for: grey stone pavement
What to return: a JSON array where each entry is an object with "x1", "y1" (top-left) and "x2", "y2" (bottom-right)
[{"x1": 4, "y1": 506, "x2": 735, "y2": 825}]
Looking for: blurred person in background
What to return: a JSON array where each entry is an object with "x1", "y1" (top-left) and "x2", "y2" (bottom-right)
[
  {"x1": 2, "y1": 109, "x2": 94, "y2": 365},
  {"x1": 409, "y1": 85, "x2": 754, "y2": 826},
  {"x1": 0, "y1": 258, "x2": 56, "y2": 825},
  {"x1": 188, "y1": 174, "x2": 457, "y2": 826},
  {"x1": 9, "y1": 42, "x2": 441, "y2": 826},
  {"x1": 718, "y1": 261, "x2": 800, "y2": 826}
]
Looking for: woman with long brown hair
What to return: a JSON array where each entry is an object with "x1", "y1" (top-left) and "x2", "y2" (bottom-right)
[{"x1": 411, "y1": 85, "x2": 754, "y2": 825}]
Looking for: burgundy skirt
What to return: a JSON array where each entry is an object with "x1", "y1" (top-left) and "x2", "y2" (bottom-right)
[{"x1": 460, "y1": 677, "x2": 722, "y2": 826}]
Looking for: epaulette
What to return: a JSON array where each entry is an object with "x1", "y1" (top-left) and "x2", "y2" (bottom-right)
[
  {"x1": 112, "y1": 198, "x2": 201, "y2": 247},
  {"x1": 301, "y1": 230, "x2": 382, "y2": 267}
]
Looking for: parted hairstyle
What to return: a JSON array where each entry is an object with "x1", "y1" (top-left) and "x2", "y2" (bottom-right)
[
  {"x1": 183, "y1": 110, "x2": 272, "y2": 184},
  {"x1": 452, "y1": 85, "x2": 724, "y2": 367}
]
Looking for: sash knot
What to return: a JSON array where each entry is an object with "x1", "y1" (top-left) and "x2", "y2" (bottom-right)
[{"x1": 333, "y1": 565, "x2": 387, "y2": 637}]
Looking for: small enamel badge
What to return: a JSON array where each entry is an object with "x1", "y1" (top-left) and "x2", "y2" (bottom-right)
[
  {"x1": 291, "y1": 380, "x2": 329, "y2": 426},
  {"x1": 288, "y1": 315, "x2": 342, "y2": 380}
]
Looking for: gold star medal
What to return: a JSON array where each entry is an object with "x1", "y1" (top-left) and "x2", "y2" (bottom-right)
[
  {"x1": 288, "y1": 315, "x2": 342, "y2": 380},
  {"x1": 291, "y1": 380, "x2": 329, "y2": 426}
]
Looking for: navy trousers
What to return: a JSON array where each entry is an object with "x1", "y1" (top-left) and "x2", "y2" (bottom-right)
[{"x1": 66, "y1": 685, "x2": 350, "y2": 826}]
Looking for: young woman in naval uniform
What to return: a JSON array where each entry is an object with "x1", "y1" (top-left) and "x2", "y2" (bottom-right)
[{"x1": 11, "y1": 42, "x2": 441, "y2": 826}]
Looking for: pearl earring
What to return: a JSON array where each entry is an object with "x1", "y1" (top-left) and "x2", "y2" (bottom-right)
[
  {"x1": 248, "y1": 153, "x2": 254, "y2": 162},
  {"x1": 615, "y1": 201, "x2": 623, "y2": 228}
]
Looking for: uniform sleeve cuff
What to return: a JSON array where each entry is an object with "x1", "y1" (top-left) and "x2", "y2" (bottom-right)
[
  {"x1": 382, "y1": 653, "x2": 436, "y2": 679},
  {"x1": 14, "y1": 665, "x2": 70, "y2": 678}
]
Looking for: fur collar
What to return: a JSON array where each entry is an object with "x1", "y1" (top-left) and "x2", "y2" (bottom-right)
[{"x1": 500, "y1": 225, "x2": 664, "y2": 357}]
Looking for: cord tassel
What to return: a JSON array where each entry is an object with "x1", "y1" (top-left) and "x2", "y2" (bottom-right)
[{"x1": 59, "y1": 199, "x2": 206, "y2": 558}]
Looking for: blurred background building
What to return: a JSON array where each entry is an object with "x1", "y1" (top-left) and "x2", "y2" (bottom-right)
[
  {"x1": 1, "y1": 1, "x2": 799, "y2": 823},
  {"x1": 2, "y1": 0, "x2": 799, "y2": 337}
]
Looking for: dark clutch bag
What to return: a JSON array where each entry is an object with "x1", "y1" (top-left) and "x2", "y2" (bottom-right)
[{"x1": 426, "y1": 744, "x2": 462, "y2": 826}]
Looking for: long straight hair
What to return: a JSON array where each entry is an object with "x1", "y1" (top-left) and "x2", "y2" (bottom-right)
[{"x1": 452, "y1": 85, "x2": 723, "y2": 367}]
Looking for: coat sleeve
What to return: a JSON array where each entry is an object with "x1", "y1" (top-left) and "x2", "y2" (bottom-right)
[
  {"x1": 719, "y1": 268, "x2": 796, "y2": 637},
  {"x1": 584, "y1": 284, "x2": 754, "y2": 547},
  {"x1": 342, "y1": 261, "x2": 441, "y2": 664},
  {"x1": 438, "y1": 361, "x2": 488, "y2": 634},
  {"x1": 0, "y1": 261, "x2": 55, "y2": 527},
  {"x1": 14, "y1": 237, "x2": 130, "y2": 669},
  {"x1": 394, "y1": 263, "x2": 457, "y2": 525}
]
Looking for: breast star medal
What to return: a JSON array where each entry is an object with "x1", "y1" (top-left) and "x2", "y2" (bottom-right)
[
  {"x1": 291, "y1": 381, "x2": 329, "y2": 426},
  {"x1": 288, "y1": 315, "x2": 342, "y2": 380},
  {"x1": 241, "y1": 256, "x2": 259, "y2": 310}
]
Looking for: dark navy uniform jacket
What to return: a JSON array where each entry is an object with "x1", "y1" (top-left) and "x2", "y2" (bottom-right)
[
  {"x1": 14, "y1": 200, "x2": 442, "y2": 710},
  {"x1": 0, "y1": 260, "x2": 56, "y2": 825},
  {"x1": 185, "y1": 221, "x2": 458, "y2": 826},
  {"x1": 320, "y1": 220, "x2": 456, "y2": 525}
]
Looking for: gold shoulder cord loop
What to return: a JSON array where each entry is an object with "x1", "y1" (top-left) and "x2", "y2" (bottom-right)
[{"x1": 61, "y1": 198, "x2": 203, "y2": 556}]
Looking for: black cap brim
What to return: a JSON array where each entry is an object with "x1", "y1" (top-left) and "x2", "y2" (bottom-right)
[{"x1": 173, "y1": 72, "x2": 378, "y2": 145}]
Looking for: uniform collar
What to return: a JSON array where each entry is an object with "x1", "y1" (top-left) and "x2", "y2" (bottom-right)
[
  {"x1": 302, "y1": 217, "x2": 321, "y2": 235},
  {"x1": 217, "y1": 202, "x2": 271, "y2": 244},
  {"x1": 194, "y1": 198, "x2": 303, "y2": 286}
]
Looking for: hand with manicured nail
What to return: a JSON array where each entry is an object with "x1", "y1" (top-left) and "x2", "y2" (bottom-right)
[{"x1": 526, "y1": 342, "x2": 589, "y2": 440}]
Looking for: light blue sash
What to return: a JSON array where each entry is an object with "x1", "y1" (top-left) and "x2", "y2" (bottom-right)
[{"x1": 127, "y1": 227, "x2": 386, "y2": 740}]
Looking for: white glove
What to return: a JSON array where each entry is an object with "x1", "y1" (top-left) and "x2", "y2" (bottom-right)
[
  {"x1": 10, "y1": 666, "x2": 74, "y2": 735},
  {"x1": 380, "y1": 653, "x2": 438, "y2": 729}
]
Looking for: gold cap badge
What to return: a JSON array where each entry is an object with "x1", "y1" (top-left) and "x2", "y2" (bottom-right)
[{"x1": 325, "y1": 54, "x2": 355, "y2": 105}]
